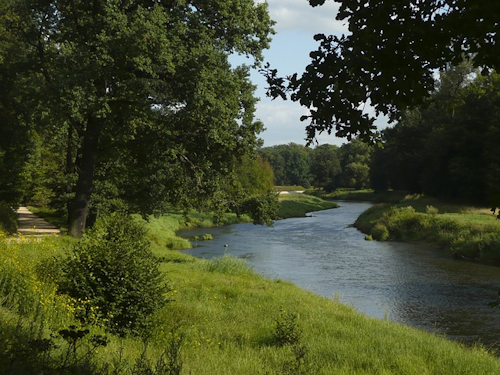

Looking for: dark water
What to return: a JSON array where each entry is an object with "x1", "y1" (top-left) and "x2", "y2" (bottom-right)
[{"x1": 180, "y1": 201, "x2": 500, "y2": 350}]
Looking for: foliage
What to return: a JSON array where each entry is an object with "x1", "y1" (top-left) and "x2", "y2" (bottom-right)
[
  {"x1": 2, "y1": 235, "x2": 500, "y2": 373},
  {"x1": 0, "y1": 201, "x2": 17, "y2": 234},
  {"x1": 370, "y1": 67, "x2": 500, "y2": 208},
  {"x1": 273, "y1": 307, "x2": 302, "y2": 347},
  {"x1": 309, "y1": 144, "x2": 341, "y2": 191},
  {"x1": 263, "y1": 0, "x2": 500, "y2": 143},
  {"x1": 259, "y1": 143, "x2": 312, "y2": 187},
  {"x1": 241, "y1": 192, "x2": 280, "y2": 226},
  {"x1": 354, "y1": 195, "x2": 500, "y2": 261},
  {"x1": 260, "y1": 140, "x2": 371, "y2": 191},
  {"x1": 2, "y1": 0, "x2": 275, "y2": 236},
  {"x1": 59, "y1": 214, "x2": 169, "y2": 336},
  {"x1": 132, "y1": 332, "x2": 184, "y2": 375},
  {"x1": 197, "y1": 254, "x2": 254, "y2": 276}
]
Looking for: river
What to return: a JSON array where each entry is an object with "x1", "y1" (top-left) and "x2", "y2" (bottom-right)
[{"x1": 180, "y1": 201, "x2": 500, "y2": 350}]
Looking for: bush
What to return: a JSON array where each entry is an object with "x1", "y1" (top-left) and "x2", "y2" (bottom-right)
[
  {"x1": 371, "y1": 223, "x2": 389, "y2": 241},
  {"x1": 60, "y1": 214, "x2": 169, "y2": 336},
  {"x1": 0, "y1": 201, "x2": 18, "y2": 234}
]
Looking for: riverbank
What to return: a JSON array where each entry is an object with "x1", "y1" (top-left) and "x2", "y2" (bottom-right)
[
  {"x1": 315, "y1": 189, "x2": 500, "y2": 263},
  {"x1": 2, "y1": 234, "x2": 500, "y2": 374}
]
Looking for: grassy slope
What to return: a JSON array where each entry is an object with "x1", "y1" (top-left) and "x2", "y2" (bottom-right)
[
  {"x1": 2, "y1": 224, "x2": 500, "y2": 373},
  {"x1": 339, "y1": 191, "x2": 500, "y2": 261},
  {"x1": 277, "y1": 193, "x2": 338, "y2": 219},
  {"x1": 153, "y1": 253, "x2": 500, "y2": 374}
]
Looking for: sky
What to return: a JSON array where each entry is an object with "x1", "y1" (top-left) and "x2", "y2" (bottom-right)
[{"x1": 233, "y1": 0, "x2": 388, "y2": 148}]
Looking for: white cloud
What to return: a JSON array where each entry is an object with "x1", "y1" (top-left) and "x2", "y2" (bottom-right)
[
  {"x1": 256, "y1": 100, "x2": 346, "y2": 147},
  {"x1": 264, "y1": 0, "x2": 347, "y2": 35}
]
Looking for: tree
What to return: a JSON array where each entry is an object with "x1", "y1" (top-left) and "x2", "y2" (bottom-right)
[
  {"x1": 338, "y1": 139, "x2": 372, "y2": 189},
  {"x1": 263, "y1": 0, "x2": 500, "y2": 143},
  {"x1": 259, "y1": 143, "x2": 312, "y2": 187},
  {"x1": 309, "y1": 144, "x2": 341, "y2": 191},
  {"x1": 6, "y1": 0, "x2": 274, "y2": 236}
]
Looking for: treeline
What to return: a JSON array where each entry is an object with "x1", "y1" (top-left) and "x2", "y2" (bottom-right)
[
  {"x1": 372, "y1": 63, "x2": 500, "y2": 207},
  {"x1": 0, "y1": 0, "x2": 278, "y2": 234},
  {"x1": 262, "y1": 64, "x2": 500, "y2": 208},
  {"x1": 259, "y1": 140, "x2": 372, "y2": 191}
]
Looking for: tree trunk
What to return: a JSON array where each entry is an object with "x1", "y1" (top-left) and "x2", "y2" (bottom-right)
[{"x1": 68, "y1": 116, "x2": 100, "y2": 237}]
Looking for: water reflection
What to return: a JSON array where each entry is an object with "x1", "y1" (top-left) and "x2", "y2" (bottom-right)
[{"x1": 180, "y1": 201, "x2": 500, "y2": 349}]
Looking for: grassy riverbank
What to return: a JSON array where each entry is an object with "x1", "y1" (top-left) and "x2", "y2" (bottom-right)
[
  {"x1": 277, "y1": 193, "x2": 338, "y2": 219},
  {"x1": 2, "y1": 234, "x2": 500, "y2": 374},
  {"x1": 319, "y1": 190, "x2": 500, "y2": 263}
]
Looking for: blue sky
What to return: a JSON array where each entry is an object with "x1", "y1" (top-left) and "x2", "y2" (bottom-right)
[{"x1": 234, "y1": 0, "x2": 388, "y2": 147}]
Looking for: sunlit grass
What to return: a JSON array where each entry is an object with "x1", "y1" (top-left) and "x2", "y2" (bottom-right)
[
  {"x1": 1, "y1": 232, "x2": 500, "y2": 373},
  {"x1": 278, "y1": 194, "x2": 338, "y2": 218},
  {"x1": 354, "y1": 193, "x2": 500, "y2": 261}
]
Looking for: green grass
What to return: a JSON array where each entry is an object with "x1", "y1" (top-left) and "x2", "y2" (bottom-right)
[
  {"x1": 274, "y1": 185, "x2": 306, "y2": 192},
  {"x1": 312, "y1": 188, "x2": 407, "y2": 203},
  {"x1": 277, "y1": 194, "x2": 338, "y2": 219},
  {"x1": 1, "y1": 231, "x2": 500, "y2": 374},
  {"x1": 354, "y1": 193, "x2": 500, "y2": 262}
]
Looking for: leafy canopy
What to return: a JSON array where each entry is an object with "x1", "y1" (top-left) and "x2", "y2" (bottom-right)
[
  {"x1": 1, "y1": 0, "x2": 276, "y2": 235},
  {"x1": 263, "y1": 0, "x2": 500, "y2": 142}
]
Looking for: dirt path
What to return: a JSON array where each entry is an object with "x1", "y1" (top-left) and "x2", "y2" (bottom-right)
[{"x1": 16, "y1": 207, "x2": 60, "y2": 236}]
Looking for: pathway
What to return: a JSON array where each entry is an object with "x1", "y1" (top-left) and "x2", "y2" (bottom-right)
[{"x1": 16, "y1": 207, "x2": 60, "y2": 237}]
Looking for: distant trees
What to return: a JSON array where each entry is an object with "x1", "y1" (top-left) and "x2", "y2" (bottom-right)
[
  {"x1": 370, "y1": 66, "x2": 500, "y2": 207},
  {"x1": 259, "y1": 140, "x2": 372, "y2": 191},
  {"x1": 259, "y1": 144, "x2": 312, "y2": 188},
  {"x1": 309, "y1": 144, "x2": 341, "y2": 191}
]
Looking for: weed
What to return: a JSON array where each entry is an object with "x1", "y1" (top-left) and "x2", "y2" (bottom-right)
[
  {"x1": 197, "y1": 254, "x2": 252, "y2": 276},
  {"x1": 132, "y1": 329, "x2": 184, "y2": 375},
  {"x1": 273, "y1": 307, "x2": 302, "y2": 347},
  {"x1": 202, "y1": 233, "x2": 213, "y2": 241}
]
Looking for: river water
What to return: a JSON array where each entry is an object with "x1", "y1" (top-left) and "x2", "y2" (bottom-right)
[{"x1": 180, "y1": 201, "x2": 500, "y2": 350}]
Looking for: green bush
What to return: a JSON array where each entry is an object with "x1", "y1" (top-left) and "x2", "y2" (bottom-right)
[
  {"x1": 274, "y1": 307, "x2": 302, "y2": 347},
  {"x1": 0, "y1": 201, "x2": 18, "y2": 234},
  {"x1": 201, "y1": 233, "x2": 213, "y2": 241},
  {"x1": 60, "y1": 214, "x2": 169, "y2": 336},
  {"x1": 371, "y1": 223, "x2": 389, "y2": 241}
]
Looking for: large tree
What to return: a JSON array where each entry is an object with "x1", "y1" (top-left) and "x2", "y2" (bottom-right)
[
  {"x1": 4, "y1": 0, "x2": 274, "y2": 236},
  {"x1": 263, "y1": 0, "x2": 500, "y2": 143}
]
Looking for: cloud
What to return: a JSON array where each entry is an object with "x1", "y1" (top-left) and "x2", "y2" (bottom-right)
[
  {"x1": 256, "y1": 99, "x2": 345, "y2": 147},
  {"x1": 263, "y1": 0, "x2": 347, "y2": 35}
]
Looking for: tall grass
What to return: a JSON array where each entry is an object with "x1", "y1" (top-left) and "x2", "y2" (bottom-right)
[
  {"x1": 355, "y1": 194, "x2": 500, "y2": 261},
  {"x1": 1, "y1": 234, "x2": 500, "y2": 374}
]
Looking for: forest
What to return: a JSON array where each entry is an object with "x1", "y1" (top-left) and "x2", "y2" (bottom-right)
[{"x1": 261, "y1": 63, "x2": 500, "y2": 210}]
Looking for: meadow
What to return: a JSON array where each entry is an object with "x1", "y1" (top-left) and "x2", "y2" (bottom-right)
[
  {"x1": 2, "y1": 233, "x2": 500, "y2": 374},
  {"x1": 1, "y1": 196, "x2": 500, "y2": 373}
]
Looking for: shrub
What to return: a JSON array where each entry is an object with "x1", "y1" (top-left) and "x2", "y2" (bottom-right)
[
  {"x1": 274, "y1": 307, "x2": 302, "y2": 347},
  {"x1": 371, "y1": 223, "x2": 390, "y2": 241},
  {"x1": 426, "y1": 205, "x2": 439, "y2": 216},
  {"x1": 0, "y1": 201, "x2": 18, "y2": 234},
  {"x1": 60, "y1": 214, "x2": 169, "y2": 336},
  {"x1": 201, "y1": 233, "x2": 213, "y2": 241}
]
